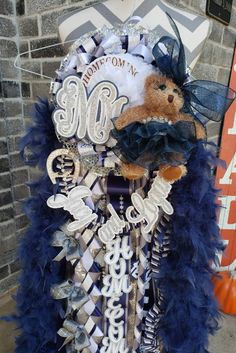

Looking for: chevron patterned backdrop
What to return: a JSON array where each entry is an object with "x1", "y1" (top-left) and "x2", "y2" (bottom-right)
[{"x1": 58, "y1": 0, "x2": 211, "y2": 69}]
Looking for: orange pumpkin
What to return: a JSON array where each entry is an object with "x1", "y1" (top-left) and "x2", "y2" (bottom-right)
[{"x1": 212, "y1": 271, "x2": 236, "y2": 315}]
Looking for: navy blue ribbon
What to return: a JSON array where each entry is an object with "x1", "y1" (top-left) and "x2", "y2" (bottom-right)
[
  {"x1": 107, "y1": 175, "x2": 131, "y2": 213},
  {"x1": 112, "y1": 120, "x2": 196, "y2": 170},
  {"x1": 152, "y1": 13, "x2": 235, "y2": 122}
]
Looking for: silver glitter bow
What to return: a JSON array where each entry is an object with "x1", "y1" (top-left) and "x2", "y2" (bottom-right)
[
  {"x1": 58, "y1": 319, "x2": 90, "y2": 351},
  {"x1": 51, "y1": 280, "x2": 89, "y2": 314},
  {"x1": 52, "y1": 230, "x2": 82, "y2": 262}
]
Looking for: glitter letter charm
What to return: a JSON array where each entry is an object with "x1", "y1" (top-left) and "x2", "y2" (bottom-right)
[{"x1": 53, "y1": 76, "x2": 128, "y2": 144}]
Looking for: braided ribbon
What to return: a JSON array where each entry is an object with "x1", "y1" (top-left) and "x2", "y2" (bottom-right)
[{"x1": 71, "y1": 220, "x2": 104, "y2": 353}]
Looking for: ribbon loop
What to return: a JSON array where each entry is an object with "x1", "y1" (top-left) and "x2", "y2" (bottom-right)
[
  {"x1": 52, "y1": 230, "x2": 82, "y2": 262},
  {"x1": 58, "y1": 319, "x2": 90, "y2": 351},
  {"x1": 77, "y1": 53, "x2": 92, "y2": 72},
  {"x1": 184, "y1": 80, "x2": 236, "y2": 122},
  {"x1": 51, "y1": 280, "x2": 89, "y2": 313},
  {"x1": 152, "y1": 13, "x2": 235, "y2": 122},
  {"x1": 131, "y1": 43, "x2": 154, "y2": 64}
]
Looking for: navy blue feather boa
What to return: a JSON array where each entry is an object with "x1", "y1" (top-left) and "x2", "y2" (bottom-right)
[
  {"x1": 155, "y1": 141, "x2": 224, "y2": 353},
  {"x1": 14, "y1": 99, "x2": 69, "y2": 353},
  {"x1": 12, "y1": 99, "x2": 222, "y2": 353}
]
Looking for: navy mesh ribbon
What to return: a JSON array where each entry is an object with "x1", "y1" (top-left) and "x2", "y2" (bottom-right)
[
  {"x1": 152, "y1": 13, "x2": 235, "y2": 122},
  {"x1": 112, "y1": 120, "x2": 196, "y2": 170}
]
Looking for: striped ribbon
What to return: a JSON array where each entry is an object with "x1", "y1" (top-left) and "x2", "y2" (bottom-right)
[
  {"x1": 151, "y1": 214, "x2": 171, "y2": 277},
  {"x1": 51, "y1": 21, "x2": 153, "y2": 96},
  {"x1": 141, "y1": 213, "x2": 171, "y2": 352},
  {"x1": 141, "y1": 303, "x2": 162, "y2": 353}
]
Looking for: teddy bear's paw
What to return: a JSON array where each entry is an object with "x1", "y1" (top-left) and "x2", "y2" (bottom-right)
[
  {"x1": 159, "y1": 165, "x2": 187, "y2": 183},
  {"x1": 121, "y1": 163, "x2": 146, "y2": 180},
  {"x1": 115, "y1": 118, "x2": 127, "y2": 130}
]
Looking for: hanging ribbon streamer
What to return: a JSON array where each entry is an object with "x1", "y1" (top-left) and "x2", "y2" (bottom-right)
[{"x1": 141, "y1": 214, "x2": 171, "y2": 352}]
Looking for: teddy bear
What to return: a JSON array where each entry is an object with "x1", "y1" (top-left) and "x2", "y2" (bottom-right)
[{"x1": 114, "y1": 73, "x2": 206, "y2": 182}]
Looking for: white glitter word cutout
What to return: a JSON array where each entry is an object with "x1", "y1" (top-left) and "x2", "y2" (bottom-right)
[
  {"x1": 53, "y1": 75, "x2": 128, "y2": 144},
  {"x1": 98, "y1": 203, "x2": 125, "y2": 244},
  {"x1": 47, "y1": 185, "x2": 97, "y2": 232},
  {"x1": 126, "y1": 172, "x2": 173, "y2": 233},
  {"x1": 101, "y1": 236, "x2": 132, "y2": 353},
  {"x1": 102, "y1": 236, "x2": 133, "y2": 297},
  {"x1": 98, "y1": 173, "x2": 173, "y2": 244}
]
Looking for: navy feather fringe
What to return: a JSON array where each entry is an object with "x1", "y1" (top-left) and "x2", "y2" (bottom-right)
[
  {"x1": 19, "y1": 98, "x2": 61, "y2": 169},
  {"x1": 155, "y1": 141, "x2": 224, "y2": 353},
  {"x1": 14, "y1": 99, "x2": 69, "y2": 353},
  {"x1": 12, "y1": 99, "x2": 222, "y2": 353}
]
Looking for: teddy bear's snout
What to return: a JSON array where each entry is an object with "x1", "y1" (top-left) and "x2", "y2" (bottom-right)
[{"x1": 168, "y1": 94, "x2": 174, "y2": 103}]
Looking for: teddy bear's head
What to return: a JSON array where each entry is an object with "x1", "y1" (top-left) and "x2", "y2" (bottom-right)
[{"x1": 144, "y1": 74, "x2": 184, "y2": 117}]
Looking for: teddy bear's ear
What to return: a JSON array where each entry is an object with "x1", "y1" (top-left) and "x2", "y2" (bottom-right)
[{"x1": 145, "y1": 74, "x2": 161, "y2": 89}]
